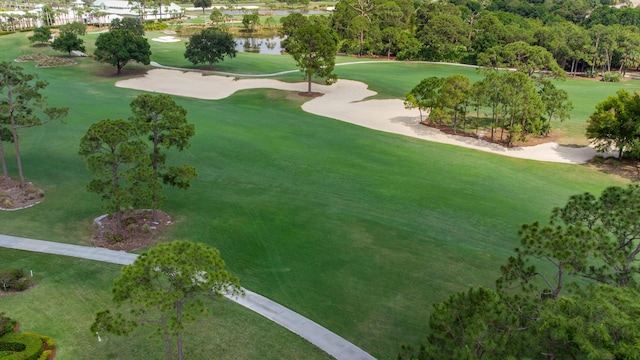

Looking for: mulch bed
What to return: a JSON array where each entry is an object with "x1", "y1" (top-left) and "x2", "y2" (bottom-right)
[
  {"x1": 93, "y1": 209, "x2": 173, "y2": 251},
  {"x1": 0, "y1": 179, "x2": 45, "y2": 210}
]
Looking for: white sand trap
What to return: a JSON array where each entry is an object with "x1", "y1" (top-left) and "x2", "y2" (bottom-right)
[
  {"x1": 152, "y1": 36, "x2": 181, "y2": 43},
  {"x1": 116, "y1": 69, "x2": 614, "y2": 164}
]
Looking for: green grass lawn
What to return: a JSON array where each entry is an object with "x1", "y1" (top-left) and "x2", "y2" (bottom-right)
[
  {"x1": 0, "y1": 249, "x2": 333, "y2": 360},
  {"x1": 0, "y1": 31, "x2": 633, "y2": 358}
]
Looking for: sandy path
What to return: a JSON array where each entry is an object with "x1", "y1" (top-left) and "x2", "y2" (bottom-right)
[{"x1": 116, "y1": 69, "x2": 613, "y2": 164}]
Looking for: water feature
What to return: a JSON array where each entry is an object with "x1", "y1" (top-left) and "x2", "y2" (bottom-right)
[{"x1": 235, "y1": 36, "x2": 284, "y2": 55}]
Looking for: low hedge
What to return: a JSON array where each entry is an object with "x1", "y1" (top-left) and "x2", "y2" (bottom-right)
[{"x1": 0, "y1": 333, "x2": 43, "y2": 360}]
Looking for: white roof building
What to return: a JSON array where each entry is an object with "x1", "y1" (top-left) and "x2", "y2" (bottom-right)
[{"x1": 91, "y1": 0, "x2": 183, "y2": 19}]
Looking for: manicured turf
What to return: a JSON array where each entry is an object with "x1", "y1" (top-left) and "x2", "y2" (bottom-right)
[
  {"x1": 0, "y1": 249, "x2": 333, "y2": 360},
  {"x1": 0, "y1": 31, "x2": 633, "y2": 358}
]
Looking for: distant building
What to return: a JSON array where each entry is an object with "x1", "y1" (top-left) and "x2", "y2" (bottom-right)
[{"x1": 90, "y1": 0, "x2": 183, "y2": 20}]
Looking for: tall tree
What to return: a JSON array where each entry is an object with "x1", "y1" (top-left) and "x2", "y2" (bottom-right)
[
  {"x1": 283, "y1": 23, "x2": 338, "y2": 94},
  {"x1": 129, "y1": 94, "x2": 197, "y2": 222},
  {"x1": 94, "y1": 29, "x2": 151, "y2": 75},
  {"x1": 78, "y1": 119, "x2": 147, "y2": 238},
  {"x1": 0, "y1": 62, "x2": 68, "y2": 187},
  {"x1": 479, "y1": 41, "x2": 566, "y2": 79},
  {"x1": 28, "y1": 26, "x2": 51, "y2": 44},
  {"x1": 404, "y1": 77, "x2": 444, "y2": 123},
  {"x1": 109, "y1": 17, "x2": 144, "y2": 36},
  {"x1": 92, "y1": 241, "x2": 242, "y2": 360},
  {"x1": 52, "y1": 31, "x2": 85, "y2": 56},
  {"x1": 586, "y1": 89, "x2": 640, "y2": 159},
  {"x1": 537, "y1": 80, "x2": 572, "y2": 136},
  {"x1": 184, "y1": 28, "x2": 236, "y2": 69},
  {"x1": 241, "y1": 11, "x2": 260, "y2": 32},
  {"x1": 419, "y1": 184, "x2": 640, "y2": 360},
  {"x1": 440, "y1": 75, "x2": 472, "y2": 133},
  {"x1": 192, "y1": 0, "x2": 211, "y2": 14}
]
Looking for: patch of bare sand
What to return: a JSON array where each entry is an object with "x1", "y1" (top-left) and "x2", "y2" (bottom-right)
[{"x1": 116, "y1": 69, "x2": 615, "y2": 164}]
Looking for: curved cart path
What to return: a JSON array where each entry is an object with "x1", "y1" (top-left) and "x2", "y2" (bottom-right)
[
  {"x1": 0, "y1": 234, "x2": 375, "y2": 360},
  {"x1": 119, "y1": 65, "x2": 617, "y2": 164}
]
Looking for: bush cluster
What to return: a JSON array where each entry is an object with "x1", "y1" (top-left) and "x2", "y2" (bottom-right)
[
  {"x1": 0, "y1": 269, "x2": 31, "y2": 292},
  {"x1": 0, "y1": 313, "x2": 16, "y2": 338},
  {"x1": 144, "y1": 22, "x2": 168, "y2": 31},
  {"x1": 0, "y1": 332, "x2": 43, "y2": 360},
  {"x1": 601, "y1": 71, "x2": 622, "y2": 82}
]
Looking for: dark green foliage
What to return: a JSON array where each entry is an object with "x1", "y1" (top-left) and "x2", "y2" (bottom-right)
[
  {"x1": 421, "y1": 185, "x2": 640, "y2": 359},
  {"x1": 78, "y1": 119, "x2": 148, "y2": 236},
  {"x1": 60, "y1": 21, "x2": 86, "y2": 36},
  {"x1": 129, "y1": 94, "x2": 196, "y2": 222},
  {"x1": 51, "y1": 31, "x2": 85, "y2": 56},
  {"x1": 587, "y1": 89, "x2": 640, "y2": 159},
  {"x1": 109, "y1": 17, "x2": 144, "y2": 36},
  {"x1": 282, "y1": 21, "x2": 338, "y2": 93},
  {"x1": 92, "y1": 241, "x2": 242, "y2": 360},
  {"x1": 94, "y1": 29, "x2": 151, "y2": 74},
  {"x1": 192, "y1": 0, "x2": 211, "y2": 13},
  {"x1": 242, "y1": 11, "x2": 260, "y2": 32},
  {"x1": 184, "y1": 28, "x2": 236, "y2": 68},
  {"x1": 27, "y1": 27, "x2": 50, "y2": 44},
  {"x1": 0, "y1": 313, "x2": 16, "y2": 337},
  {"x1": 0, "y1": 62, "x2": 68, "y2": 187}
]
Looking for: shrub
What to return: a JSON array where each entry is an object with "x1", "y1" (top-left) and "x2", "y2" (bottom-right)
[
  {"x1": 0, "y1": 313, "x2": 16, "y2": 337},
  {"x1": 0, "y1": 269, "x2": 30, "y2": 292},
  {"x1": 584, "y1": 68, "x2": 598, "y2": 78},
  {"x1": 601, "y1": 71, "x2": 622, "y2": 82},
  {"x1": 38, "y1": 350, "x2": 51, "y2": 360},
  {"x1": 144, "y1": 22, "x2": 168, "y2": 31},
  {"x1": 1, "y1": 197, "x2": 13, "y2": 208},
  {"x1": 0, "y1": 332, "x2": 43, "y2": 360}
]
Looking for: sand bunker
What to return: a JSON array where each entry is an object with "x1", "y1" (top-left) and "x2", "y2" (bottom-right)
[
  {"x1": 116, "y1": 69, "x2": 614, "y2": 164},
  {"x1": 152, "y1": 36, "x2": 181, "y2": 43}
]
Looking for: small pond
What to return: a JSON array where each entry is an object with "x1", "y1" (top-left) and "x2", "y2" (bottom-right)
[{"x1": 235, "y1": 36, "x2": 284, "y2": 55}]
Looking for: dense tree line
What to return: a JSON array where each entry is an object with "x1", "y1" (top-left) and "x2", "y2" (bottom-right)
[
  {"x1": 401, "y1": 184, "x2": 640, "y2": 359},
  {"x1": 405, "y1": 71, "x2": 572, "y2": 146},
  {"x1": 329, "y1": 0, "x2": 640, "y2": 76}
]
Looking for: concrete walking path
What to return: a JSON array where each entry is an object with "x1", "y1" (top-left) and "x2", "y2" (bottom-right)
[{"x1": 0, "y1": 234, "x2": 375, "y2": 360}]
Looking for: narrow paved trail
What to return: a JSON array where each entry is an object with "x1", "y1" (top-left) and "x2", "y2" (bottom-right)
[{"x1": 0, "y1": 234, "x2": 376, "y2": 360}]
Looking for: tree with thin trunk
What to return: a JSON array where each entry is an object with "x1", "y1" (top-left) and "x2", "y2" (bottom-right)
[
  {"x1": 0, "y1": 62, "x2": 68, "y2": 187},
  {"x1": 78, "y1": 119, "x2": 147, "y2": 239},
  {"x1": 91, "y1": 241, "x2": 242, "y2": 360},
  {"x1": 403, "y1": 76, "x2": 444, "y2": 124},
  {"x1": 129, "y1": 94, "x2": 197, "y2": 222},
  {"x1": 283, "y1": 23, "x2": 338, "y2": 94}
]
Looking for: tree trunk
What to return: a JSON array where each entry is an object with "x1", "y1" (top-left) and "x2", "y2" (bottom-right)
[
  {"x1": 0, "y1": 137, "x2": 9, "y2": 187},
  {"x1": 161, "y1": 313, "x2": 173, "y2": 360},
  {"x1": 307, "y1": 72, "x2": 312, "y2": 94},
  {"x1": 176, "y1": 301, "x2": 183, "y2": 360},
  {"x1": 7, "y1": 88, "x2": 25, "y2": 187},
  {"x1": 112, "y1": 159, "x2": 122, "y2": 237}
]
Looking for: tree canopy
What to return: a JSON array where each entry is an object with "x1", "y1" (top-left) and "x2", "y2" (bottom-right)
[
  {"x1": 129, "y1": 94, "x2": 197, "y2": 222},
  {"x1": 184, "y1": 28, "x2": 237, "y2": 69},
  {"x1": 192, "y1": 0, "x2": 211, "y2": 13},
  {"x1": 587, "y1": 89, "x2": 640, "y2": 159},
  {"x1": 0, "y1": 62, "x2": 67, "y2": 187},
  {"x1": 28, "y1": 27, "x2": 51, "y2": 44},
  {"x1": 92, "y1": 241, "x2": 242, "y2": 360},
  {"x1": 282, "y1": 21, "x2": 338, "y2": 93},
  {"x1": 78, "y1": 118, "x2": 147, "y2": 238},
  {"x1": 94, "y1": 29, "x2": 151, "y2": 75},
  {"x1": 52, "y1": 31, "x2": 85, "y2": 56},
  {"x1": 412, "y1": 184, "x2": 640, "y2": 359}
]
